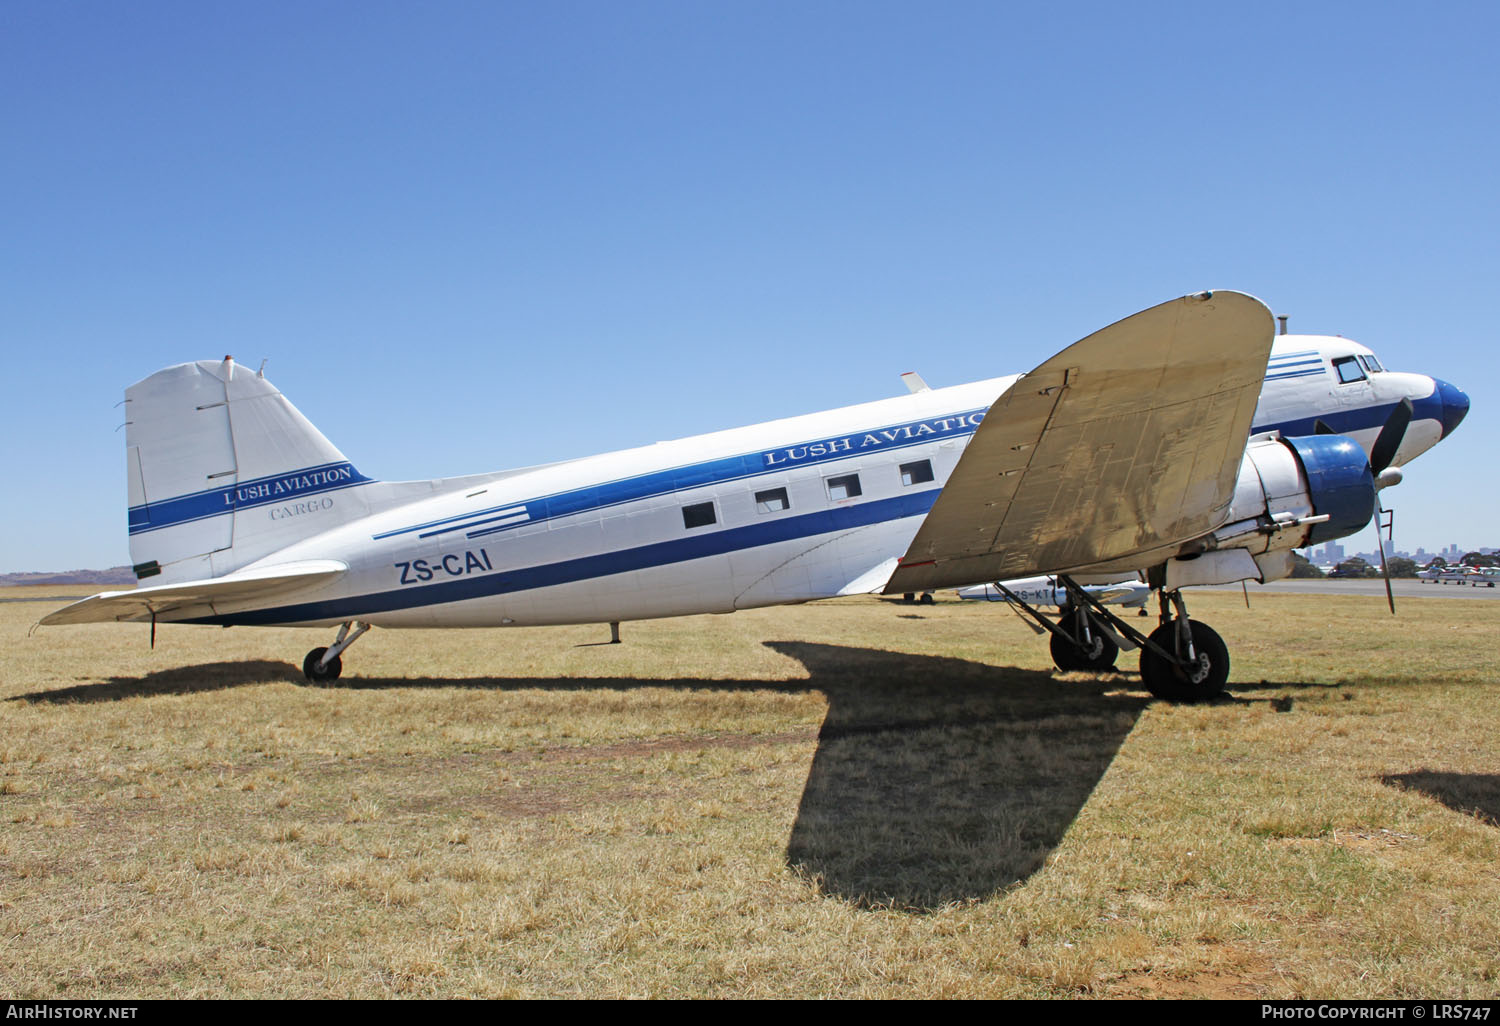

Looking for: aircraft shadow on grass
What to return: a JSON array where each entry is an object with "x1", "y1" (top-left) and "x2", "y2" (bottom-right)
[
  {"x1": 19, "y1": 642, "x2": 1156, "y2": 910},
  {"x1": 766, "y1": 642, "x2": 1149, "y2": 910},
  {"x1": 1382, "y1": 771, "x2": 1500, "y2": 829},
  {"x1": 10, "y1": 660, "x2": 303, "y2": 703}
]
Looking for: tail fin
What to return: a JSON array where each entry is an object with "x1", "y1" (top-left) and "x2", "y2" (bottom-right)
[{"x1": 126, "y1": 357, "x2": 377, "y2": 583}]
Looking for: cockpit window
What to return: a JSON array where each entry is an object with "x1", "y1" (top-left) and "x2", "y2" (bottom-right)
[
  {"x1": 1333, "y1": 356, "x2": 1366, "y2": 384},
  {"x1": 1359, "y1": 354, "x2": 1384, "y2": 374}
]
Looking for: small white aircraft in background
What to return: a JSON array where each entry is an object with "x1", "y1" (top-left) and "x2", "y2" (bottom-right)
[
  {"x1": 955, "y1": 575, "x2": 1153, "y2": 671},
  {"x1": 956, "y1": 577, "x2": 1150, "y2": 611},
  {"x1": 1419, "y1": 565, "x2": 1473, "y2": 583},
  {"x1": 42, "y1": 291, "x2": 1468, "y2": 700},
  {"x1": 1426, "y1": 565, "x2": 1495, "y2": 586}
]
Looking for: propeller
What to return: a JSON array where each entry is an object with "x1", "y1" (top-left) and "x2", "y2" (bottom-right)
[
  {"x1": 1368, "y1": 398, "x2": 1412, "y2": 615},
  {"x1": 1369, "y1": 398, "x2": 1413, "y2": 475},
  {"x1": 1316, "y1": 401, "x2": 1411, "y2": 614},
  {"x1": 1373, "y1": 501, "x2": 1396, "y2": 615}
]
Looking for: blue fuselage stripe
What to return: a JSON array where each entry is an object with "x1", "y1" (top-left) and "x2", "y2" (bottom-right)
[
  {"x1": 1254, "y1": 397, "x2": 1433, "y2": 439},
  {"x1": 181, "y1": 488, "x2": 942, "y2": 626},
  {"x1": 373, "y1": 408, "x2": 989, "y2": 542},
  {"x1": 128, "y1": 462, "x2": 372, "y2": 535}
]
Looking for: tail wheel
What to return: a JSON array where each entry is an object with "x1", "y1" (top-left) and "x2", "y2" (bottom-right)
[
  {"x1": 1049, "y1": 620, "x2": 1119, "y2": 671},
  {"x1": 302, "y1": 647, "x2": 343, "y2": 684},
  {"x1": 1139, "y1": 619, "x2": 1228, "y2": 701}
]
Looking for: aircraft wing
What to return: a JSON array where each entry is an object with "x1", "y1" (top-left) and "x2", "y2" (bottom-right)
[
  {"x1": 885, "y1": 291, "x2": 1275, "y2": 594},
  {"x1": 39, "y1": 560, "x2": 347, "y2": 625}
]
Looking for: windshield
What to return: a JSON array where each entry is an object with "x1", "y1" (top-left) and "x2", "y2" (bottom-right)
[{"x1": 1333, "y1": 356, "x2": 1366, "y2": 384}]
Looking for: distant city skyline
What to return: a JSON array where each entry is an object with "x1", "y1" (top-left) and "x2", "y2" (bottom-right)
[{"x1": 1307, "y1": 541, "x2": 1497, "y2": 567}]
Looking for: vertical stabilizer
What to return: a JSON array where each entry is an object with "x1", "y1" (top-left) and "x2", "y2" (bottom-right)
[{"x1": 126, "y1": 358, "x2": 377, "y2": 583}]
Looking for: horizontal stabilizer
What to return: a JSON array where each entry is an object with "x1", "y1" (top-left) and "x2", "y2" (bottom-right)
[{"x1": 39, "y1": 560, "x2": 347, "y2": 625}]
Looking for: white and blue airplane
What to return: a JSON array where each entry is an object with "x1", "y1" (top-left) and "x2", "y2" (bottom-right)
[
  {"x1": 42, "y1": 292, "x2": 1468, "y2": 699},
  {"x1": 956, "y1": 577, "x2": 1151, "y2": 611}
]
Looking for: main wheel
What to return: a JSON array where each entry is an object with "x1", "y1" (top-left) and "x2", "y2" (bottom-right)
[
  {"x1": 302, "y1": 647, "x2": 343, "y2": 684},
  {"x1": 1138, "y1": 619, "x2": 1229, "y2": 701},
  {"x1": 1049, "y1": 618, "x2": 1119, "y2": 671}
]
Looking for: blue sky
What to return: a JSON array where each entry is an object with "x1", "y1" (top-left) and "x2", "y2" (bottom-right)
[{"x1": 3, "y1": 1, "x2": 1494, "y2": 571}]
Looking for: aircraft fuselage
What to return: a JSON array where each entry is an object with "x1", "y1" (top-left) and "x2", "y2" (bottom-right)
[{"x1": 175, "y1": 334, "x2": 1463, "y2": 629}]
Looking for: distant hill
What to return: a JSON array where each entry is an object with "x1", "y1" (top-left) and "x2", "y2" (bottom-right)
[{"x1": 0, "y1": 566, "x2": 135, "y2": 587}]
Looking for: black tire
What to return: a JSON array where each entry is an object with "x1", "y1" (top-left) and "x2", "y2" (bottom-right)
[
  {"x1": 1049, "y1": 618, "x2": 1119, "y2": 671},
  {"x1": 1138, "y1": 619, "x2": 1229, "y2": 701},
  {"x1": 302, "y1": 647, "x2": 343, "y2": 684},
  {"x1": 919, "y1": 592, "x2": 935, "y2": 605}
]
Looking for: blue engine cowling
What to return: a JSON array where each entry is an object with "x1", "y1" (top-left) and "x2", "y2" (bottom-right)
[
  {"x1": 1166, "y1": 433, "x2": 1377, "y2": 590},
  {"x1": 1281, "y1": 434, "x2": 1377, "y2": 545}
]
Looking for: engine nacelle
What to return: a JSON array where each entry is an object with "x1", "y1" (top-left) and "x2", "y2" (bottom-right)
[{"x1": 1161, "y1": 434, "x2": 1374, "y2": 590}]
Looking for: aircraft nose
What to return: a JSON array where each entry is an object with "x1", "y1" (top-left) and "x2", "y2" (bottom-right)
[{"x1": 1436, "y1": 378, "x2": 1470, "y2": 438}]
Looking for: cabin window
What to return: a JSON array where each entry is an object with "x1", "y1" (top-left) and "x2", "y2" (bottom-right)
[
  {"x1": 900, "y1": 459, "x2": 934, "y2": 486},
  {"x1": 682, "y1": 502, "x2": 716, "y2": 529},
  {"x1": 755, "y1": 487, "x2": 790, "y2": 513},
  {"x1": 1333, "y1": 356, "x2": 1366, "y2": 384},
  {"x1": 825, "y1": 474, "x2": 862, "y2": 501}
]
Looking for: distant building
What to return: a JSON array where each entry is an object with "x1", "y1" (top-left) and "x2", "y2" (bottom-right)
[{"x1": 1317, "y1": 542, "x2": 1346, "y2": 564}]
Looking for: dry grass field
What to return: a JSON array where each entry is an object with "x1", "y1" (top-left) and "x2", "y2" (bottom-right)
[{"x1": 3, "y1": 585, "x2": 1498, "y2": 999}]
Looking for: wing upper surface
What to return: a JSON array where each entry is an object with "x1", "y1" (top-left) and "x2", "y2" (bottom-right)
[
  {"x1": 39, "y1": 560, "x2": 347, "y2": 625},
  {"x1": 886, "y1": 291, "x2": 1275, "y2": 593}
]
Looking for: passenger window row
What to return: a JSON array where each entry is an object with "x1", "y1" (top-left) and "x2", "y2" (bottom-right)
[{"x1": 679, "y1": 458, "x2": 936, "y2": 529}]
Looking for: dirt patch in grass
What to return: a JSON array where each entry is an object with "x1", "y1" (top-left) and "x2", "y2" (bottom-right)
[{"x1": 1112, "y1": 945, "x2": 1284, "y2": 999}]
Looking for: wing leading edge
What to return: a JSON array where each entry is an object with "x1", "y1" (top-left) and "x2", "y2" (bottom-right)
[{"x1": 886, "y1": 291, "x2": 1276, "y2": 594}]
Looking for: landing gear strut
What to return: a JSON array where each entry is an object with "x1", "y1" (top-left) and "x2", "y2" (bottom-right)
[
  {"x1": 996, "y1": 579, "x2": 1126, "y2": 672},
  {"x1": 1000, "y1": 577, "x2": 1230, "y2": 701},
  {"x1": 302, "y1": 621, "x2": 371, "y2": 684},
  {"x1": 1136, "y1": 591, "x2": 1229, "y2": 701},
  {"x1": 1048, "y1": 603, "x2": 1120, "y2": 671}
]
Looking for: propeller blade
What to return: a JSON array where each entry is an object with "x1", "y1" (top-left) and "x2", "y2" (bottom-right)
[
  {"x1": 1369, "y1": 398, "x2": 1414, "y2": 474},
  {"x1": 1374, "y1": 498, "x2": 1396, "y2": 615},
  {"x1": 1314, "y1": 418, "x2": 1336, "y2": 435}
]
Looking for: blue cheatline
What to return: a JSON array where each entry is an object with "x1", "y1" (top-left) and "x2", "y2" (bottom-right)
[{"x1": 181, "y1": 487, "x2": 941, "y2": 626}]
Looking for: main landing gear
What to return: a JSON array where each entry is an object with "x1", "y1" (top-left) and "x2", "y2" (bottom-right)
[
  {"x1": 1136, "y1": 591, "x2": 1229, "y2": 701},
  {"x1": 1048, "y1": 603, "x2": 1119, "y2": 671},
  {"x1": 1001, "y1": 578, "x2": 1229, "y2": 701},
  {"x1": 302, "y1": 621, "x2": 371, "y2": 684}
]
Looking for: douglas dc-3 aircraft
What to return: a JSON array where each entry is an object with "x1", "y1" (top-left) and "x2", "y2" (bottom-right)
[{"x1": 42, "y1": 292, "x2": 1469, "y2": 700}]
